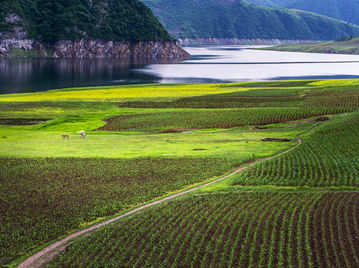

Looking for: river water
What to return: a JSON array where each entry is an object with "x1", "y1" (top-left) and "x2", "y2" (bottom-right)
[{"x1": 1, "y1": 45, "x2": 359, "y2": 94}]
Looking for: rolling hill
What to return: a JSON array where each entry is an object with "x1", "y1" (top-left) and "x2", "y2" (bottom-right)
[
  {"x1": 245, "y1": 0, "x2": 359, "y2": 26},
  {"x1": 0, "y1": 0, "x2": 173, "y2": 42},
  {"x1": 143, "y1": 0, "x2": 359, "y2": 41}
]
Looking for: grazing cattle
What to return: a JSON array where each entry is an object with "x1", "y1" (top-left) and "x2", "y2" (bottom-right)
[
  {"x1": 80, "y1": 130, "x2": 86, "y2": 138},
  {"x1": 61, "y1": 134, "x2": 69, "y2": 139}
]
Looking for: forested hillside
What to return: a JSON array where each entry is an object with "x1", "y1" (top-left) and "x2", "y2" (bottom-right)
[
  {"x1": 0, "y1": 0, "x2": 173, "y2": 41},
  {"x1": 143, "y1": 0, "x2": 359, "y2": 40},
  {"x1": 245, "y1": 0, "x2": 359, "y2": 26}
]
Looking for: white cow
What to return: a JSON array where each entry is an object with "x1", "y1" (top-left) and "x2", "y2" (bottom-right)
[{"x1": 80, "y1": 130, "x2": 86, "y2": 138}]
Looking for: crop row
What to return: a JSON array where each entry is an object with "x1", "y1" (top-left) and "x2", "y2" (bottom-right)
[
  {"x1": 0, "y1": 157, "x2": 241, "y2": 265},
  {"x1": 233, "y1": 111, "x2": 359, "y2": 187},
  {"x1": 118, "y1": 97, "x2": 303, "y2": 109},
  {"x1": 117, "y1": 83, "x2": 359, "y2": 110},
  {"x1": 49, "y1": 192, "x2": 359, "y2": 267},
  {"x1": 303, "y1": 96, "x2": 359, "y2": 109},
  {"x1": 100, "y1": 107, "x2": 352, "y2": 132}
]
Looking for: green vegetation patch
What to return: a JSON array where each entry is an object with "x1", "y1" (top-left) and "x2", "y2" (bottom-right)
[
  {"x1": 1, "y1": 0, "x2": 172, "y2": 42},
  {"x1": 49, "y1": 191, "x2": 359, "y2": 267},
  {"x1": 8, "y1": 48, "x2": 40, "y2": 57},
  {"x1": 0, "y1": 118, "x2": 48, "y2": 125},
  {"x1": 261, "y1": 37, "x2": 359, "y2": 55},
  {"x1": 0, "y1": 128, "x2": 297, "y2": 159}
]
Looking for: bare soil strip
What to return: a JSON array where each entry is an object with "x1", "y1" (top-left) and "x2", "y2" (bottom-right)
[{"x1": 18, "y1": 138, "x2": 302, "y2": 268}]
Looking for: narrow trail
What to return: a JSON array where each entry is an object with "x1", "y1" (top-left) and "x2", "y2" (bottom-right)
[{"x1": 18, "y1": 138, "x2": 302, "y2": 268}]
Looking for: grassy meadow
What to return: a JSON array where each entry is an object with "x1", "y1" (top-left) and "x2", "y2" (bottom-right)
[
  {"x1": 1, "y1": 79, "x2": 359, "y2": 266},
  {"x1": 260, "y1": 37, "x2": 359, "y2": 55}
]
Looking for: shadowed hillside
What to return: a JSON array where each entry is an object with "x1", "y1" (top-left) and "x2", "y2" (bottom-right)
[{"x1": 143, "y1": 0, "x2": 359, "y2": 40}]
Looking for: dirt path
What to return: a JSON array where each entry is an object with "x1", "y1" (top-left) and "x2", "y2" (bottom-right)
[{"x1": 18, "y1": 138, "x2": 302, "y2": 268}]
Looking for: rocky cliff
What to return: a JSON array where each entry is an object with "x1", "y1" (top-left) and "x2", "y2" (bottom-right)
[
  {"x1": 0, "y1": 38, "x2": 190, "y2": 59},
  {"x1": 52, "y1": 40, "x2": 189, "y2": 59},
  {"x1": 178, "y1": 38, "x2": 314, "y2": 45},
  {"x1": 0, "y1": 1, "x2": 189, "y2": 59}
]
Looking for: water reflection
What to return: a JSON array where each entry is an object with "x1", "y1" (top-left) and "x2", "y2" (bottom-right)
[
  {"x1": 0, "y1": 57, "x2": 182, "y2": 94},
  {"x1": 2, "y1": 46, "x2": 359, "y2": 94},
  {"x1": 138, "y1": 46, "x2": 359, "y2": 83}
]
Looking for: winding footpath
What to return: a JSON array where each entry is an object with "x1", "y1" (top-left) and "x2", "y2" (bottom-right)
[{"x1": 19, "y1": 138, "x2": 302, "y2": 268}]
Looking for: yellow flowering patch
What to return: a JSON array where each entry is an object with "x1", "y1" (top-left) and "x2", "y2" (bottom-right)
[
  {"x1": 309, "y1": 79, "x2": 359, "y2": 87},
  {"x1": 0, "y1": 84, "x2": 252, "y2": 102}
]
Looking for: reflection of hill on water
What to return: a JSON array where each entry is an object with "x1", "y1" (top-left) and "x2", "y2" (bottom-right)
[{"x1": 0, "y1": 57, "x2": 184, "y2": 93}]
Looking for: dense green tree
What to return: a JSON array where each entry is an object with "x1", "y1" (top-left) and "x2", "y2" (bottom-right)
[{"x1": 0, "y1": 0, "x2": 173, "y2": 41}]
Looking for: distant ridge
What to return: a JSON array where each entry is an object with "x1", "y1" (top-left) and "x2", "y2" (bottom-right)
[
  {"x1": 143, "y1": 0, "x2": 359, "y2": 41},
  {"x1": 245, "y1": 0, "x2": 359, "y2": 26}
]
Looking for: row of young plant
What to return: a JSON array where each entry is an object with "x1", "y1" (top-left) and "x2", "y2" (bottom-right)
[
  {"x1": 101, "y1": 106, "x2": 354, "y2": 132},
  {"x1": 49, "y1": 192, "x2": 359, "y2": 267},
  {"x1": 118, "y1": 83, "x2": 359, "y2": 110},
  {"x1": 233, "y1": 112, "x2": 359, "y2": 187},
  {"x1": 0, "y1": 157, "x2": 241, "y2": 265}
]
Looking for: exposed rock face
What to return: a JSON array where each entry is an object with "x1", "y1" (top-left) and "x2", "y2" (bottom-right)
[
  {"x1": 0, "y1": 39, "x2": 35, "y2": 55},
  {"x1": 0, "y1": 39, "x2": 190, "y2": 59},
  {"x1": 52, "y1": 40, "x2": 189, "y2": 59},
  {"x1": 1, "y1": 14, "x2": 27, "y2": 40},
  {"x1": 178, "y1": 38, "x2": 315, "y2": 45}
]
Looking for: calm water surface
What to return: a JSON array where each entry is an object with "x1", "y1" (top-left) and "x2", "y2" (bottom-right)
[{"x1": 2, "y1": 45, "x2": 359, "y2": 94}]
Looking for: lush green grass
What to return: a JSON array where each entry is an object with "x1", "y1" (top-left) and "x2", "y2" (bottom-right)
[
  {"x1": 0, "y1": 127, "x2": 299, "y2": 158},
  {"x1": 231, "y1": 112, "x2": 359, "y2": 187},
  {"x1": 260, "y1": 37, "x2": 359, "y2": 55},
  {"x1": 49, "y1": 191, "x2": 359, "y2": 267}
]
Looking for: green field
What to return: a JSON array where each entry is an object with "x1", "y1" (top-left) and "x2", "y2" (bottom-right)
[
  {"x1": 1, "y1": 79, "x2": 359, "y2": 266},
  {"x1": 0, "y1": 157, "x2": 246, "y2": 263},
  {"x1": 232, "y1": 112, "x2": 359, "y2": 187},
  {"x1": 49, "y1": 191, "x2": 359, "y2": 267},
  {"x1": 260, "y1": 37, "x2": 359, "y2": 55}
]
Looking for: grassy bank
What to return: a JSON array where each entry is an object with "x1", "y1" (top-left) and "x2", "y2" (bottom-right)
[{"x1": 260, "y1": 37, "x2": 359, "y2": 55}]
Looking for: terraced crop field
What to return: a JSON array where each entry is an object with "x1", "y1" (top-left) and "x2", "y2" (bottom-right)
[
  {"x1": 0, "y1": 157, "x2": 244, "y2": 264},
  {"x1": 49, "y1": 192, "x2": 359, "y2": 267},
  {"x1": 104, "y1": 83, "x2": 359, "y2": 132},
  {"x1": 99, "y1": 107, "x2": 351, "y2": 132},
  {"x1": 233, "y1": 112, "x2": 359, "y2": 187}
]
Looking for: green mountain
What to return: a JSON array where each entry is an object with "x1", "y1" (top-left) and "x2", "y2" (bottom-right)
[
  {"x1": 245, "y1": 0, "x2": 359, "y2": 26},
  {"x1": 143, "y1": 0, "x2": 359, "y2": 40},
  {"x1": 0, "y1": 0, "x2": 173, "y2": 41}
]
